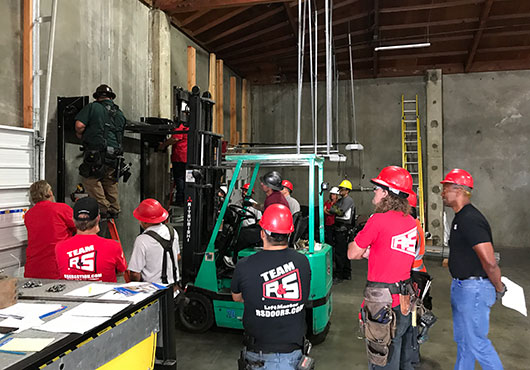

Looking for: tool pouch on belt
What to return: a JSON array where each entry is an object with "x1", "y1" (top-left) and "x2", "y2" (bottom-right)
[
  {"x1": 79, "y1": 150, "x2": 105, "y2": 178},
  {"x1": 361, "y1": 287, "x2": 396, "y2": 367}
]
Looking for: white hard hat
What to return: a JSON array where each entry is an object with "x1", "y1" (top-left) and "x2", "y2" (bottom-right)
[
  {"x1": 220, "y1": 186, "x2": 228, "y2": 195},
  {"x1": 330, "y1": 186, "x2": 340, "y2": 195}
]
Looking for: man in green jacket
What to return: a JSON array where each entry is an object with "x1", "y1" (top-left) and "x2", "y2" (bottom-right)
[{"x1": 75, "y1": 84, "x2": 126, "y2": 218}]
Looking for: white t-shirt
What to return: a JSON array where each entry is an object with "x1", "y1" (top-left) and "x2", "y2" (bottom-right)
[{"x1": 129, "y1": 224, "x2": 180, "y2": 284}]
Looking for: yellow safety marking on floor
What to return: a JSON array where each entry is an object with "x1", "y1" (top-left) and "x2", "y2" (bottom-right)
[{"x1": 77, "y1": 337, "x2": 94, "y2": 348}]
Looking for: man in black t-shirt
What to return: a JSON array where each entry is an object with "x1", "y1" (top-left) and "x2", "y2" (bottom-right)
[
  {"x1": 232, "y1": 204, "x2": 311, "y2": 369},
  {"x1": 441, "y1": 169, "x2": 505, "y2": 370}
]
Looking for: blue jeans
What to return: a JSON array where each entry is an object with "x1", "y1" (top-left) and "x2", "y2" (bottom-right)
[
  {"x1": 451, "y1": 278, "x2": 503, "y2": 370},
  {"x1": 244, "y1": 349, "x2": 302, "y2": 370}
]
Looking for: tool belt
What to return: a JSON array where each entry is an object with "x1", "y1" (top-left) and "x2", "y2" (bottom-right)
[
  {"x1": 360, "y1": 285, "x2": 396, "y2": 367},
  {"x1": 243, "y1": 334, "x2": 302, "y2": 354},
  {"x1": 239, "y1": 336, "x2": 314, "y2": 370},
  {"x1": 79, "y1": 147, "x2": 123, "y2": 179}
]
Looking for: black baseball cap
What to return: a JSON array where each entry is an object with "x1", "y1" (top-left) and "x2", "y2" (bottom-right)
[{"x1": 73, "y1": 197, "x2": 100, "y2": 221}]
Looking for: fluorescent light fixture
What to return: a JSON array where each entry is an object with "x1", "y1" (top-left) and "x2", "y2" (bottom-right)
[{"x1": 374, "y1": 42, "x2": 431, "y2": 52}]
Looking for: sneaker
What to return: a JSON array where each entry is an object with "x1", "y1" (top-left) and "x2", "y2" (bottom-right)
[{"x1": 223, "y1": 256, "x2": 236, "y2": 268}]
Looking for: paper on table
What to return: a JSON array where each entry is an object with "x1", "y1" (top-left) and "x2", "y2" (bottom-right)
[
  {"x1": 97, "y1": 290, "x2": 150, "y2": 304},
  {"x1": 35, "y1": 315, "x2": 108, "y2": 334},
  {"x1": 0, "y1": 338, "x2": 55, "y2": 352},
  {"x1": 501, "y1": 276, "x2": 527, "y2": 316},
  {"x1": 64, "y1": 283, "x2": 118, "y2": 297},
  {"x1": 0, "y1": 317, "x2": 44, "y2": 333},
  {"x1": 0, "y1": 303, "x2": 63, "y2": 319},
  {"x1": 63, "y1": 303, "x2": 129, "y2": 317}
]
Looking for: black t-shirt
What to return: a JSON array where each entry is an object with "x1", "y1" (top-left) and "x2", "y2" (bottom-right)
[
  {"x1": 231, "y1": 248, "x2": 311, "y2": 351},
  {"x1": 448, "y1": 204, "x2": 492, "y2": 279}
]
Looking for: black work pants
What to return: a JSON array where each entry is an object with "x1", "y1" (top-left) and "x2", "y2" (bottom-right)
[
  {"x1": 172, "y1": 162, "x2": 186, "y2": 203},
  {"x1": 333, "y1": 225, "x2": 351, "y2": 279}
]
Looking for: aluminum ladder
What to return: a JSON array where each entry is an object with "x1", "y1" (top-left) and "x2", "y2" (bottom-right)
[{"x1": 401, "y1": 95, "x2": 425, "y2": 228}]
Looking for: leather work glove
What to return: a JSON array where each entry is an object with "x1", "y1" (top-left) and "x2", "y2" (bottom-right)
[{"x1": 496, "y1": 283, "x2": 507, "y2": 303}]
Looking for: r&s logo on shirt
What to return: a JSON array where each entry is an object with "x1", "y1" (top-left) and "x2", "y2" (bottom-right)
[
  {"x1": 390, "y1": 228, "x2": 417, "y2": 257},
  {"x1": 67, "y1": 245, "x2": 96, "y2": 272},
  {"x1": 260, "y1": 262, "x2": 301, "y2": 301}
]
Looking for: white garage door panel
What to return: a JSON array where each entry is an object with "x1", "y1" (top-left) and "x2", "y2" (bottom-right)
[
  {"x1": 0, "y1": 124, "x2": 36, "y2": 274},
  {"x1": 0, "y1": 168, "x2": 33, "y2": 186},
  {"x1": 0, "y1": 148, "x2": 33, "y2": 167},
  {"x1": 0, "y1": 189, "x2": 30, "y2": 208},
  {"x1": 0, "y1": 224, "x2": 27, "y2": 249}
]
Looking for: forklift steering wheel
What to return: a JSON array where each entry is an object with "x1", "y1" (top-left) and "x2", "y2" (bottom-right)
[{"x1": 228, "y1": 204, "x2": 258, "y2": 221}]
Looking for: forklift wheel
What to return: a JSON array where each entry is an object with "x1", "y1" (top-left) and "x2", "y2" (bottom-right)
[{"x1": 177, "y1": 292, "x2": 214, "y2": 333}]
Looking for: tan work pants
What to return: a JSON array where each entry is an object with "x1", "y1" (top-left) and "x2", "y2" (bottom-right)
[{"x1": 82, "y1": 167, "x2": 120, "y2": 214}]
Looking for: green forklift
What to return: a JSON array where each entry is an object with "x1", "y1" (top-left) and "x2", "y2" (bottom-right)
[{"x1": 176, "y1": 87, "x2": 332, "y2": 343}]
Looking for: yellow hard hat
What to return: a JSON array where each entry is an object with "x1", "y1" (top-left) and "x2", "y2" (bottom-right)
[{"x1": 338, "y1": 179, "x2": 352, "y2": 190}]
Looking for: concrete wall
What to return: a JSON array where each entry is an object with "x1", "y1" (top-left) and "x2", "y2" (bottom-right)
[
  {"x1": 170, "y1": 29, "x2": 243, "y2": 141},
  {"x1": 42, "y1": 0, "x2": 151, "y2": 256},
  {"x1": 0, "y1": 1, "x2": 22, "y2": 126},
  {"x1": 443, "y1": 71, "x2": 530, "y2": 247},
  {"x1": 251, "y1": 70, "x2": 530, "y2": 247},
  {"x1": 251, "y1": 77, "x2": 426, "y2": 219}
]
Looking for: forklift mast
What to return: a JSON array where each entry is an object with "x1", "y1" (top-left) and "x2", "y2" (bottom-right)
[{"x1": 176, "y1": 86, "x2": 225, "y2": 285}]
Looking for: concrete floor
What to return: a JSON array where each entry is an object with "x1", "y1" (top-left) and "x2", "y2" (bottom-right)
[{"x1": 175, "y1": 247, "x2": 530, "y2": 369}]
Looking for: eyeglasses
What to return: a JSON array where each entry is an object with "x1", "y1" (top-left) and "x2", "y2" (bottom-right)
[{"x1": 373, "y1": 186, "x2": 382, "y2": 191}]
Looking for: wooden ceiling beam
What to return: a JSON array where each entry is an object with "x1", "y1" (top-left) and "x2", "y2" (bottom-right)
[
  {"x1": 380, "y1": 17, "x2": 478, "y2": 31},
  {"x1": 215, "y1": 21, "x2": 289, "y2": 52},
  {"x1": 159, "y1": 0, "x2": 288, "y2": 13},
  {"x1": 372, "y1": 0, "x2": 380, "y2": 78},
  {"x1": 205, "y1": 6, "x2": 283, "y2": 44},
  {"x1": 380, "y1": 0, "x2": 486, "y2": 14},
  {"x1": 193, "y1": 7, "x2": 250, "y2": 36},
  {"x1": 465, "y1": 0, "x2": 494, "y2": 72},
  {"x1": 284, "y1": 3, "x2": 298, "y2": 38},
  {"x1": 179, "y1": 10, "x2": 210, "y2": 27},
  {"x1": 222, "y1": 35, "x2": 293, "y2": 59}
]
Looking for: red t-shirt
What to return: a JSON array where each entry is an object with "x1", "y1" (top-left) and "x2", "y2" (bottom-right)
[
  {"x1": 355, "y1": 211, "x2": 417, "y2": 307},
  {"x1": 264, "y1": 191, "x2": 289, "y2": 211},
  {"x1": 324, "y1": 200, "x2": 335, "y2": 226},
  {"x1": 55, "y1": 234, "x2": 127, "y2": 283},
  {"x1": 24, "y1": 201, "x2": 76, "y2": 279},
  {"x1": 171, "y1": 124, "x2": 189, "y2": 163}
]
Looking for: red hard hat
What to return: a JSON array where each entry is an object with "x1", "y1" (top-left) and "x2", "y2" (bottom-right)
[
  {"x1": 407, "y1": 193, "x2": 418, "y2": 208},
  {"x1": 259, "y1": 204, "x2": 294, "y2": 234},
  {"x1": 282, "y1": 180, "x2": 293, "y2": 192},
  {"x1": 440, "y1": 169, "x2": 474, "y2": 189},
  {"x1": 133, "y1": 198, "x2": 169, "y2": 223},
  {"x1": 242, "y1": 183, "x2": 254, "y2": 193},
  {"x1": 371, "y1": 166, "x2": 414, "y2": 196}
]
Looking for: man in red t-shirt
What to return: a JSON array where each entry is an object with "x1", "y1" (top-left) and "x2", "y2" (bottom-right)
[
  {"x1": 55, "y1": 197, "x2": 127, "y2": 282},
  {"x1": 159, "y1": 123, "x2": 189, "y2": 205},
  {"x1": 24, "y1": 181, "x2": 76, "y2": 279},
  {"x1": 348, "y1": 166, "x2": 417, "y2": 370}
]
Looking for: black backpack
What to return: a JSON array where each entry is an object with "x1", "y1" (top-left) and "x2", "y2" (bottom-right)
[{"x1": 144, "y1": 224, "x2": 178, "y2": 284}]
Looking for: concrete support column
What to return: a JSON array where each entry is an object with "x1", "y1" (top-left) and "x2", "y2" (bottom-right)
[
  {"x1": 146, "y1": 9, "x2": 171, "y2": 201},
  {"x1": 425, "y1": 69, "x2": 444, "y2": 246},
  {"x1": 149, "y1": 9, "x2": 171, "y2": 118}
]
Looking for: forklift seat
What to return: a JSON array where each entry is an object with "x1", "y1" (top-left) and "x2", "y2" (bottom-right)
[{"x1": 289, "y1": 211, "x2": 307, "y2": 248}]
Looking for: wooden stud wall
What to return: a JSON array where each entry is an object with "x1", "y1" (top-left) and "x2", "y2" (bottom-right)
[
  {"x1": 187, "y1": 46, "x2": 196, "y2": 90},
  {"x1": 216, "y1": 60, "x2": 224, "y2": 136},
  {"x1": 23, "y1": 0, "x2": 32, "y2": 129},
  {"x1": 230, "y1": 76, "x2": 237, "y2": 145},
  {"x1": 208, "y1": 53, "x2": 217, "y2": 132}
]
